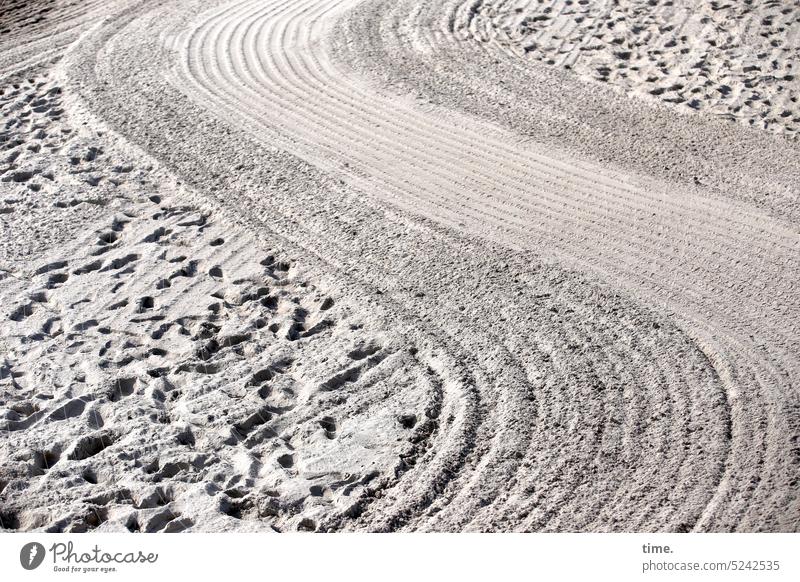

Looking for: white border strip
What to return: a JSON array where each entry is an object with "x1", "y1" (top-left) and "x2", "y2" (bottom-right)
[{"x1": 2, "y1": 533, "x2": 797, "y2": 581}]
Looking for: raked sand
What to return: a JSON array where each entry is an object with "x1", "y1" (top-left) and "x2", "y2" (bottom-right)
[{"x1": 1, "y1": 0, "x2": 798, "y2": 532}]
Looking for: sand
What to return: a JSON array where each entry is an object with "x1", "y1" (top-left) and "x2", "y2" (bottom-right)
[{"x1": 1, "y1": 0, "x2": 798, "y2": 532}]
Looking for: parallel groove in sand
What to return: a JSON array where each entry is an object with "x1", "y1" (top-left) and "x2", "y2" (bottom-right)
[
  {"x1": 181, "y1": 0, "x2": 706, "y2": 532},
  {"x1": 10, "y1": 0, "x2": 788, "y2": 531},
  {"x1": 173, "y1": 0, "x2": 799, "y2": 531},
  {"x1": 93, "y1": 0, "x2": 727, "y2": 532}
]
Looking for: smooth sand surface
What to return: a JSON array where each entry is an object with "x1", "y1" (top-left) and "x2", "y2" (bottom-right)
[{"x1": 1, "y1": 0, "x2": 798, "y2": 532}]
